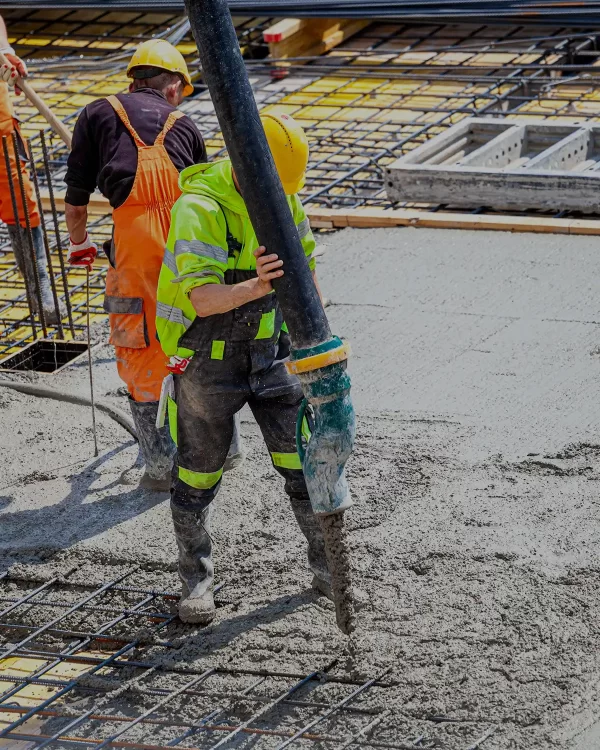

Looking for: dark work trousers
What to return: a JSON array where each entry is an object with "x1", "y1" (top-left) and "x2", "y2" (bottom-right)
[{"x1": 171, "y1": 340, "x2": 308, "y2": 510}]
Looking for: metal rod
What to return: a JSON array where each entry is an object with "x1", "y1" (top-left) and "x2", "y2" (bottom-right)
[
  {"x1": 0, "y1": 711, "x2": 349, "y2": 747},
  {"x1": 209, "y1": 671, "x2": 319, "y2": 749},
  {"x1": 0, "y1": 570, "x2": 133, "y2": 661},
  {"x1": 275, "y1": 668, "x2": 393, "y2": 749},
  {"x1": 86, "y1": 267, "x2": 99, "y2": 456},
  {"x1": 12, "y1": 130, "x2": 47, "y2": 337},
  {"x1": 95, "y1": 670, "x2": 217, "y2": 750},
  {"x1": 28, "y1": 137, "x2": 64, "y2": 336},
  {"x1": 0, "y1": 591, "x2": 158, "y2": 710},
  {"x1": 40, "y1": 129, "x2": 75, "y2": 335},
  {"x1": 36, "y1": 710, "x2": 97, "y2": 750},
  {"x1": 3, "y1": 135, "x2": 37, "y2": 340},
  {"x1": 0, "y1": 598, "x2": 179, "y2": 737},
  {"x1": 0, "y1": 577, "x2": 56, "y2": 618}
]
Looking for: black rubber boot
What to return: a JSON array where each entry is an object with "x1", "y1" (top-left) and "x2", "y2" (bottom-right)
[
  {"x1": 128, "y1": 399, "x2": 176, "y2": 492},
  {"x1": 9, "y1": 225, "x2": 63, "y2": 326},
  {"x1": 289, "y1": 492, "x2": 333, "y2": 600},
  {"x1": 170, "y1": 502, "x2": 216, "y2": 625}
]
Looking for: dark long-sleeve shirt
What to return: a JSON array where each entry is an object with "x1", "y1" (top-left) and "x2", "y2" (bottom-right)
[{"x1": 65, "y1": 88, "x2": 206, "y2": 209}]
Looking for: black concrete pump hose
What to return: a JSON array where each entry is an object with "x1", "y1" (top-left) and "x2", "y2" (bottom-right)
[{"x1": 0, "y1": 379, "x2": 137, "y2": 439}]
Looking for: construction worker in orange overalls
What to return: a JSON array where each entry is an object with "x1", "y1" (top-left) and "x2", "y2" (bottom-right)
[
  {"x1": 0, "y1": 15, "x2": 57, "y2": 322},
  {"x1": 64, "y1": 39, "x2": 242, "y2": 491}
]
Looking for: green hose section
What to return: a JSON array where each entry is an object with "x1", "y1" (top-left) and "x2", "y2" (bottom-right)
[{"x1": 295, "y1": 397, "x2": 309, "y2": 463}]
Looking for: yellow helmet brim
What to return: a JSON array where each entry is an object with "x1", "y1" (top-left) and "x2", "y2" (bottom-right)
[{"x1": 282, "y1": 174, "x2": 306, "y2": 196}]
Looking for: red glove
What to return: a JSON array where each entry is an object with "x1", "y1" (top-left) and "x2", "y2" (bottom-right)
[
  {"x1": 0, "y1": 49, "x2": 27, "y2": 96},
  {"x1": 166, "y1": 356, "x2": 192, "y2": 375},
  {"x1": 68, "y1": 233, "x2": 98, "y2": 267}
]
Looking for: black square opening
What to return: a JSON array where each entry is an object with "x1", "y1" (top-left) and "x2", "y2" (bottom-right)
[{"x1": 0, "y1": 340, "x2": 89, "y2": 373}]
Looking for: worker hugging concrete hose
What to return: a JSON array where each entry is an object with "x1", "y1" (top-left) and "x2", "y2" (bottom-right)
[
  {"x1": 0, "y1": 4, "x2": 357, "y2": 636},
  {"x1": 181, "y1": 0, "x2": 357, "y2": 635}
]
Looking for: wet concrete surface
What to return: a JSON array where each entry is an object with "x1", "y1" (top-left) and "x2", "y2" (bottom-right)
[{"x1": 1, "y1": 227, "x2": 600, "y2": 749}]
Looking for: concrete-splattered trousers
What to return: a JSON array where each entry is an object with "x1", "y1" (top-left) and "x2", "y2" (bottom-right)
[{"x1": 168, "y1": 336, "x2": 330, "y2": 586}]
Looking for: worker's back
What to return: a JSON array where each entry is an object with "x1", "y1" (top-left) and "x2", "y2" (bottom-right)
[
  {"x1": 65, "y1": 88, "x2": 206, "y2": 210},
  {"x1": 63, "y1": 40, "x2": 210, "y2": 493}
]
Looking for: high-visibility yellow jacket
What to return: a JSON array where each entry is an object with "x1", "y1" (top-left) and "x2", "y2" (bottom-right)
[{"x1": 156, "y1": 158, "x2": 316, "y2": 358}]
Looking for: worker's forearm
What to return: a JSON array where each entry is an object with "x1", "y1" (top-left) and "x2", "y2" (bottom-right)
[
  {"x1": 189, "y1": 278, "x2": 267, "y2": 318},
  {"x1": 64, "y1": 203, "x2": 88, "y2": 243}
]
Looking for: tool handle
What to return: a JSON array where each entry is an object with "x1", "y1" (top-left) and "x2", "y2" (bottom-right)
[{"x1": 0, "y1": 51, "x2": 72, "y2": 148}]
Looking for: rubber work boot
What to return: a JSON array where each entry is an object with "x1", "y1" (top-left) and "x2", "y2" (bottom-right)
[
  {"x1": 289, "y1": 492, "x2": 333, "y2": 601},
  {"x1": 224, "y1": 412, "x2": 244, "y2": 472},
  {"x1": 128, "y1": 398, "x2": 176, "y2": 492},
  {"x1": 9, "y1": 225, "x2": 63, "y2": 326},
  {"x1": 171, "y1": 503, "x2": 216, "y2": 625}
]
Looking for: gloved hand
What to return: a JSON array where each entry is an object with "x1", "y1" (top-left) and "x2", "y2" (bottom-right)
[
  {"x1": 0, "y1": 49, "x2": 27, "y2": 96},
  {"x1": 166, "y1": 355, "x2": 192, "y2": 375},
  {"x1": 68, "y1": 233, "x2": 98, "y2": 267}
]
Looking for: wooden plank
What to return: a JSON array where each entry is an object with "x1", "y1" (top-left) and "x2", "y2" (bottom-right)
[
  {"x1": 263, "y1": 18, "x2": 304, "y2": 44},
  {"x1": 306, "y1": 207, "x2": 600, "y2": 236},
  {"x1": 267, "y1": 18, "x2": 369, "y2": 60},
  {"x1": 39, "y1": 188, "x2": 111, "y2": 216},
  {"x1": 39, "y1": 190, "x2": 600, "y2": 237}
]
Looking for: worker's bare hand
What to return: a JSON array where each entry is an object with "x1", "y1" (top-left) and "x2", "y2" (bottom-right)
[
  {"x1": 2, "y1": 54, "x2": 27, "y2": 96},
  {"x1": 254, "y1": 245, "x2": 283, "y2": 295}
]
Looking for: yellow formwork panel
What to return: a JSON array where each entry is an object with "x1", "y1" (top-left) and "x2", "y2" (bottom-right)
[
  {"x1": 318, "y1": 93, "x2": 364, "y2": 107},
  {"x1": 273, "y1": 93, "x2": 324, "y2": 106},
  {"x1": 356, "y1": 94, "x2": 410, "y2": 108},
  {"x1": 331, "y1": 106, "x2": 380, "y2": 122},
  {"x1": 0, "y1": 652, "x2": 109, "y2": 746},
  {"x1": 260, "y1": 103, "x2": 303, "y2": 116},
  {"x1": 293, "y1": 105, "x2": 342, "y2": 121},
  {"x1": 337, "y1": 79, "x2": 389, "y2": 94},
  {"x1": 376, "y1": 81, "x2": 423, "y2": 95},
  {"x1": 296, "y1": 79, "x2": 352, "y2": 95}
]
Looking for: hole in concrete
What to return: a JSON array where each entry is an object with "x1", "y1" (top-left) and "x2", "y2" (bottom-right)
[{"x1": 0, "y1": 339, "x2": 89, "y2": 373}]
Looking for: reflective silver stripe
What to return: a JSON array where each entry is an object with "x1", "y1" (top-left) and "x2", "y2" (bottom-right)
[
  {"x1": 171, "y1": 270, "x2": 224, "y2": 284},
  {"x1": 156, "y1": 301, "x2": 193, "y2": 330},
  {"x1": 297, "y1": 217, "x2": 310, "y2": 240},
  {"x1": 103, "y1": 295, "x2": 142, "y2": 314},
  {"x1": 174, "y1": 239, "x2": 227, "y2": 265},
  {"x1": 162, "y1": 247, "x2": 177, "y2": 275}
]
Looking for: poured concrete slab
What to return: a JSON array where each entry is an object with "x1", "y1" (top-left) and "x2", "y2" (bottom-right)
[{"x1": 2, "y1": 226, "x2": 600, "y2": 749}]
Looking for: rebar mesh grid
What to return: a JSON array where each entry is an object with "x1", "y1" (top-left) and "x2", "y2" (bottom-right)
[
  {"x1": 0, "y1": 9, "x2": 274, "y2": 358},
  {"x1": 5, "y1": 9, "x2": 272, "y2": 141},
  {"x1": 0, "y1": 569, "x2": 498, "y2": 749},
  {"x1": 2, "y1": 16, "x2": 600, "y2": 355}
]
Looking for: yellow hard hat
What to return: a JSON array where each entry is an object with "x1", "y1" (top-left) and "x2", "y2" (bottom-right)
[
  {"x1": 261, "y1": 111, "x2": 309, "y2": 195},
  {"x1": 127, "y1": 39, "x2": 194, "y2": 98}
]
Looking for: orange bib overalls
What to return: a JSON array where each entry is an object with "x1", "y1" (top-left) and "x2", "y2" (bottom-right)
[
  {"x1": 0, "y1": 82, "x2": 39, "y2": 228},
  {"x1": 104, "y1": 95, "x2": 184, "y2": 402}
]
